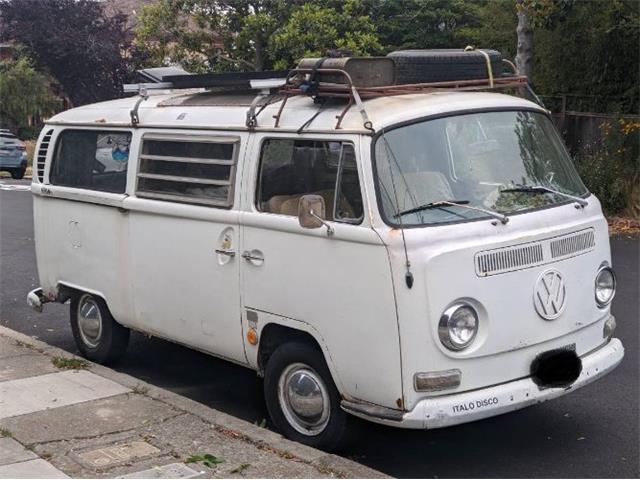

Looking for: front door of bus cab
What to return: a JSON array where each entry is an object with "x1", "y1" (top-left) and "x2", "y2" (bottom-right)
[
  {"x1": 239, "y1": 133, "x2": 403, "y2": 410},
  {"x1": 125, "y1": 131, "x2": 246, "y2": 364}
]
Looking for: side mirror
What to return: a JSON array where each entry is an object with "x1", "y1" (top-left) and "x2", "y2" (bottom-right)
[{"x1": 298, "y1": 194, "x2": 334, "y2": 236}]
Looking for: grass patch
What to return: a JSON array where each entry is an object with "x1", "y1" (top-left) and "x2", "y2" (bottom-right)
[
  {"x1": 52, "y1": 356, "x2": 89, "y2": 370},
  {"x1": 185, "y1": 453, "x2": 224, "y2": 468},
  {"x1": 0, "y1": 428, "x2": 12, "y2": 438}
]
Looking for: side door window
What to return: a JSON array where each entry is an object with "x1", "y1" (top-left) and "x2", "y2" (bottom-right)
[
  {"x1": 256, "y1": 139, "x2": 364, "y2": 223},
  {"x1": 50, "y1": 130, "x2": 131, "y2": 193}
]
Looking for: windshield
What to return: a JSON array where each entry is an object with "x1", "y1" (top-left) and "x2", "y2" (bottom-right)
[{"x1": 374, "y1": 110, "x2": 588, "y2": 226}]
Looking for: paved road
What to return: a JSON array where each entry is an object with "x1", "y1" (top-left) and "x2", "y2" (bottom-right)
[{"x1": 1, "y1": 179, "x2": 638, "y2": 478}]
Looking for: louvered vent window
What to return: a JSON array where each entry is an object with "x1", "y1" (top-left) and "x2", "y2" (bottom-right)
[
  {"x1": 36, "y1": 129, "x2": 53, "y2": 183},
  {"x1": 136, "y1": 136, "x2": 238, "y2": 207}
]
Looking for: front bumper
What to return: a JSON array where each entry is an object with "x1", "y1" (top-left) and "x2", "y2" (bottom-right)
[{"x1": 343, "y1": 338, "x2": 624, "y2": 429}]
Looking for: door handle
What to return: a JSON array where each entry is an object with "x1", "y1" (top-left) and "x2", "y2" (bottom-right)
[
  {"x1": 215, "y1": 249, "x2": 236, "y2": 257},
  {"x1": 241, "y1": 250, "x2": 264, "y2": 264}
]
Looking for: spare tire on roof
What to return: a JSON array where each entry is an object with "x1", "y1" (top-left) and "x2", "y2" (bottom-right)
[{"x1": 387, "y1": 49, "x2": 503, "y2": 85}]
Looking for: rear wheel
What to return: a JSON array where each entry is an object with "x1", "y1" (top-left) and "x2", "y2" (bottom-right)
[
  {"x1": 70, "y1": 293, "x2": 129, "y2": 364},
  {"x1": 264, "y1": 342, "x2": 349, "y2": 451}
]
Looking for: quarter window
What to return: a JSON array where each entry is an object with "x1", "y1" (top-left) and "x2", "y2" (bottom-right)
[
  {"x1": 50, "y1": 130, "x2": 131, "y2": 193},
  {"x1": 256, "y1": 139, "x2": 364, "y2": 223},
  {"x1": 136, "y1": 136, "x2": 238, "y2": 207}
]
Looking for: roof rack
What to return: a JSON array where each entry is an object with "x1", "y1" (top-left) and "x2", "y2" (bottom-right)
[
  {"x1": 124, "y1": 69, "x2": 290, "y2": 127},
  {"x1": 123, "y1": 64, "x2": 537, "y2": 132},
  {"x1": 274, "y1": 67, "x2": 532, "y2": 131}
]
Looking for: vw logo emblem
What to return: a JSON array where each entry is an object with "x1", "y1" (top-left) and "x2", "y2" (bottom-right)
[{"x1": 534, "y1": 269, "x2": 567, "y2": 320}]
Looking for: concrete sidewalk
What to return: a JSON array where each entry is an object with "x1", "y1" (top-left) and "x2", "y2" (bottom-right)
[{"x1": 0, "y1": 326, "x2": 386, "y2": 479}]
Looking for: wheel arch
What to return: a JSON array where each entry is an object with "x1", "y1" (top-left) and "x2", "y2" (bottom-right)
[{"x1": 257, "y1": 321, "x2": 346, "y2": 397}]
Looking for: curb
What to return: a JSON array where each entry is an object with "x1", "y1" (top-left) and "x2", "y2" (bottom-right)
[{"x1": 0, "y1": 325, "x2": 388, "y2": 479}]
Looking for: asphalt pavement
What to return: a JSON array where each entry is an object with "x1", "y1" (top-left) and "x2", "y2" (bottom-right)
[{"x1": 1, "y1": 178, "x2": 638, "y2": 478}]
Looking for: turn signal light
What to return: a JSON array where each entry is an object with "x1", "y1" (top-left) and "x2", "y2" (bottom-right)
[
  {"x1": 247, "y1": 328, "x2": 258, "y2": 345},
  {"x1": 414, "y1": 369, "x2": 461, "y2": 392}
]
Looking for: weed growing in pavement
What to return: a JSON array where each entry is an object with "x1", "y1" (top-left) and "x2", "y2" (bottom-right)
[
  {"x1": 52, "y1": 356, "x2": 89, "y2": 370},
  {"x1": 13, "y1": 340, "x2": 35, "y2": 350},
  {"x1": 230, "y1": 463, "x2": 251, "y2": 475},
  {"x1": 185, "y1": 453, "x2": 224, "y2": 468},
  {"x1": 132, "y1": 384, "x2": 149, "y2": 395},
  {"x1": 0, "y1": 428, "x2": 12, "y2": 438},
  {"x1": 254, "y1": 418, "x2": 267, "y2": 428}
]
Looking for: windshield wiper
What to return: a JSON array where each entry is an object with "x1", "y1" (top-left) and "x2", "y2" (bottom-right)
[
  {"x1": 395, "y1": 200, "x2": 509, "y2": 224},
  {"x1": 500, "y1": 185, "x2": 588, "y2": 208}
]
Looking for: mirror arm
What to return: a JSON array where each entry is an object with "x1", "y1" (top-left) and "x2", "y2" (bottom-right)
[{"x1": 310, "y1": 209, "x2": 335, "y2": 236}]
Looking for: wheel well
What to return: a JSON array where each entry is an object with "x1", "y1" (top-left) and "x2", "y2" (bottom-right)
[
  {"x1": 258, "y1": 323, "x2": 323, "y2": 375},
  {"x1": 56, "y1": 284, "x2": 81, "y2": 303}
]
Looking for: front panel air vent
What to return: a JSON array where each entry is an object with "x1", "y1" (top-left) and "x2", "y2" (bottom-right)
[
  {"x1": 550, "y1": 229, "x2": 595, "y2": 259},
  {"x1": 36, "y1": 129, "x2": 53, "y2": 183},
  {"x1": 475, "y1": 228, "x2": 596, "y2": 276},
  {"x1": 476, "y1": 244, "x2": 544, "y2": 276}
]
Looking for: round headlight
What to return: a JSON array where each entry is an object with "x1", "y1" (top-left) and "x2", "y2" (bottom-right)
[
  {"x1": 595, "y1": 265, "x2": 616, "y2": 307},
  {"x1": 439, "y1": 303, "x2": 479, "y2": 351}
]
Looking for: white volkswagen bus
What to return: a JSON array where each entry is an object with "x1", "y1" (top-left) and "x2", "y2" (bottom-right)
[{"x1": 28, "y1": 60, "x2": 624, "y2": 450}]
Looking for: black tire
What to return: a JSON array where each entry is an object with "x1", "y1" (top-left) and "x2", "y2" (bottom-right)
[
  {"x1": 10, "y1": 168, "x2": 25, "y2": 180},
  {"x1": 264, "y1": 342, "x2": 349, "y2": 451},
  {"x1": 70, "y1": 293, "x2": 129, "y2": 364},
  {"x1": 388, "y1": 48, "x2": 503, "y2": 84}
]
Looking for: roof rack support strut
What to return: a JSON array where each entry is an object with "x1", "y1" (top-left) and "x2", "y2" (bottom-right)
[{"x1": 130, "y1": 87, "x2": 149, "y2": 127}]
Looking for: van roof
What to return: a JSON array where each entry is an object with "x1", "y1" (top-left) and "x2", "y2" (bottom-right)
[{"x1": 46, "y1": 90, "x2": 545, "y2": 134}]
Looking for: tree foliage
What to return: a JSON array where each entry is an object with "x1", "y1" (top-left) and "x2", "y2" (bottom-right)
[
  {"x1": 0, "y1": 53, "x2": 60, "y2": 136},
  {"x1": 136, "y1": 0, "x2": 381, "y2": 71},
  {"x1": 270, "y1": 2, "x2": 381, "y2": 70},
  {"x1": 0, "y1": 0, "x2": 143, "y2": 106}
]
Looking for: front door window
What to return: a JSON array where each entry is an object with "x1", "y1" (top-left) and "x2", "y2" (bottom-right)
[{"x1": 256, "y1": 139, "x2": 364, "y2": 224}]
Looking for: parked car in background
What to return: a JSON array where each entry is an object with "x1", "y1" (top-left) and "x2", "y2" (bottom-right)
[{"x1": 0, "y1": 129, "x2": 28, "y2": 179}]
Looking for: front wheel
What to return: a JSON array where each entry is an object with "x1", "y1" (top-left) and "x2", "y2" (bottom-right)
[
  {"x1": 70, "y1": 293, "x2": 129, "y2": 364},
  {"x1": 264, "y1": 342, "x2": 349, "y2": 451}
]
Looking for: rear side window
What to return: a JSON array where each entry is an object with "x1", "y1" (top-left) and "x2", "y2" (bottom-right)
[
  {"x1": 50, "y1": 130, "x2": 131, "y2": 193},
  {"x1": 257, "y1": 139, "x2": 364, "y2": 223},
  {"x1": 136, "y1": 136, "x2": 238, "y2": 207}
]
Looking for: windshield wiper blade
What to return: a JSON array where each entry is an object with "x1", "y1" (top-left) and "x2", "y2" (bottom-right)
[
  {"x1": 395, "y1": 200, "x2": 509, "y2": 224},
  {"x1": 500, "y1": 185, "x2": 588, "y2": 208}
]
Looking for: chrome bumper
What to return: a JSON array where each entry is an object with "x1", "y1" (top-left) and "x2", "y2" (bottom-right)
[
  {"x1": 343, "y1": 338, "x2": 624, "y2": 429},
  {"x1": 26, "y1": 288, "x2": 46, "y2": 312}
]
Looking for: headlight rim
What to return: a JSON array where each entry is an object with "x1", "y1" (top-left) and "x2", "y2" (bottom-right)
[
  {"x1": 438, "y1": 302, "x2": 479, "y2": 351},
  {"x1": 595, "y1": 264, "x2": 616, "y2": 308}
]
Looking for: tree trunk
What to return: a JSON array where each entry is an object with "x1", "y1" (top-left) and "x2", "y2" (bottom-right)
[
  {"x1": 516, "y1": 0, "x2": 533, "y2": 82},
  {"x1": 254, "y1": 39, "x2": 264, "y2": 72}
]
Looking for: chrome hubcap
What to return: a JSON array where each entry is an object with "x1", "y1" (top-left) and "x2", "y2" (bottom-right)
[
  {"x1": 77, "y1": 295, "x2": 102, "y2": 348},
  {"x1": 278, "y1": 363, "x2": 330, "y2": 436}
]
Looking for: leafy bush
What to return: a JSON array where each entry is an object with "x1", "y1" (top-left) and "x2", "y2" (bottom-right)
[
  {"x1": 573, "y1": 119, "x2": 640, "y2": 217},
  {"x1": 0, "y1": 55, "x2": 60, "y2": 138}
]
